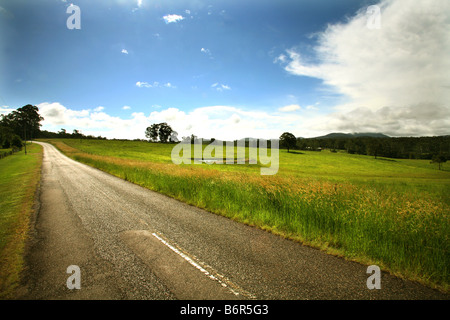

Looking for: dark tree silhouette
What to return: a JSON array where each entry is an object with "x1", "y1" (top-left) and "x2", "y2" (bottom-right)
[
  {"x1": 145, "y1": 124, "x2": 159, "y2": 142},
  {"x1": 1, "y1": 104, "x2": 44, "y2": 154},
  {"x1": 158, "y1": 122, "x2": 173, "y2": 143},
  {"x1": 431, "y1": 154, "x2": 447, "y2": 170},
  {"x1": 279, "y1": 132, "x2": 297, "y2": 153},
  {"x1": 145, "y1": 122, "x2": 174, "y2": 143}
]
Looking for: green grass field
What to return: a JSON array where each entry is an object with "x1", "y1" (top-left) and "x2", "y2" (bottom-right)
[
  {"x1": 0, "y1": 143, "x2": 42, "y2": 298},
  {"x1": 45, "y1": 139, "x2": 449, "y2": 292}
]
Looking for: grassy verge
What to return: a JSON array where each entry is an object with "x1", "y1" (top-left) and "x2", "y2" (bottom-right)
[
  {"x1": 45, "y1": 139, "x2": 449, "y2": 292},
  {"x1": 0, "y1": 143, "x2": 42, "y2": 299},
  {"x1": 0, "y1": 149, "x2": 13, "y2": 160}
]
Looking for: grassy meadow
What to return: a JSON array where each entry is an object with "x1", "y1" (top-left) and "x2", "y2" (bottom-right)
[
  {"x1": 44, "y1": 139, "x2": 449, "y2": 292},
  {"x1": 0, "y1": 143, "x2": 42, "y2": 298}
]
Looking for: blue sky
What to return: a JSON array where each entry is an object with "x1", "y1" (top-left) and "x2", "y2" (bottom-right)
[{"x1": 1, "y1": 0, "x2": 449, "y2": 140}]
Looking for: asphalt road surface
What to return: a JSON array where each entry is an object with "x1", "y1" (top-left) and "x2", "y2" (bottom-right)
[{"x1": 16, "y1": 141, "x2": 448, "y2": 300}]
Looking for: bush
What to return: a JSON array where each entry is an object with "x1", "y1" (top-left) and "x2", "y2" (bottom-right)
[
  {"x1": 11, "y1": 135, "x2": 22, "y2": 149},
  {"x1": 2, "y1": 140, "x2": 10, "y2": 149}
]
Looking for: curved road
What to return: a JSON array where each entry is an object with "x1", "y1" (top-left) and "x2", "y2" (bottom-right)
[{"x1": 17, "y1": 141, "x2": 448, "y2": 300}]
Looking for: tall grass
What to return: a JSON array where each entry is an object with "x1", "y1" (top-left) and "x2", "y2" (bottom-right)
[{"x1": 48, "y1": 139, "x2": 449, "y2": 291}]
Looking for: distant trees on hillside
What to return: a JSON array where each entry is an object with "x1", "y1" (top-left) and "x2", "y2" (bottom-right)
[
  {"x1": 295, "y1": 136, "x2": 450, "y2": 160},
  {"x1": 37, "y1": 128, "x2": 107, "y2": 140}
]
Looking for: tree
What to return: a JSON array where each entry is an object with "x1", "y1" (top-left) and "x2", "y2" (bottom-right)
[
  {"x1": 158, "y1": 122, "x2": 173, "y2": 143},
  {"x1": 0, "y1": 126, "x2": 21, "y2": 149},
  {"x1": 0, "y1": 104, "x2": 43, "y2": 155},
  {"x1": 431, "y1": 154, "x2": 447, "y2": 170},
  {"x1": 296, "y1": 139, "x2": 307, "y2": 150},
  {"x1": 73, "y1": 129, "x2": 83, "y2": 142},
  {"x1": 11, "y1": 135, "x2": 23, "y2": 150},
  {"x1": 145, "y1": 122, "x2": 174, "y2": 143},
  {"x1": 279, "y1": 132, "x2": 296, "y2": 153},
  {"x1": 345, "y1": 139, "x2": 356, "y2": 154},
  {"x1": 145, "y1": 124, "x2": 159, "y2": 142},
  {"x1": 367, "y1": 138, "x2": 382, "y2": 159},
  {"x1": 13, "y1": 105, "x2": 44, "y2": 140}
]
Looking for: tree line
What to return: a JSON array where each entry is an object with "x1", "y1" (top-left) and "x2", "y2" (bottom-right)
[
  {"x1": 0, "y1": 104, "x2": 43, "y2": 152},
  {"x1": 294, "y1": 135, "x2": 450, "y2": 160},
  {"x1": 276, "y1": 131, "x2": 449, "y2": 169},
  {"x1": 38, "y1": 128, "x2": 107, "y2": 140},
  {"x1": 144, "y1": 125, "x2": 449, "y2": 166}
]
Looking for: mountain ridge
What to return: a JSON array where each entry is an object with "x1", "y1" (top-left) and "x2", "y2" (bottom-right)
[{"x1": 309, "y1": 132, "x2": 390, "y2": 139}]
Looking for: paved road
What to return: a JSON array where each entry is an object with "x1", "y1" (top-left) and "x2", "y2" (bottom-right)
[{"x1": 17, "y1": 142, "x2": 448, "y2": 300}]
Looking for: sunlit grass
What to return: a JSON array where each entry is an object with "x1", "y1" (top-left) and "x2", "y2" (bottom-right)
[{"x1": 0, "y1": 143, "x2": 42, "y2": 298}]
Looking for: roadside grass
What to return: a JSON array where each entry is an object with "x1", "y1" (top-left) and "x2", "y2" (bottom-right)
[
  {"x1": 44, "y1": 139, "x2": 449, "y2": 292},
  {"x1": 0, "y1": 148, "x2": 13, "y2": 159},
  {"x1": 0, "y1": 143, "x2": 42, "y2": 299}
]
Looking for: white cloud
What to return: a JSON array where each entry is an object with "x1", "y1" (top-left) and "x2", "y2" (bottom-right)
[
  {"x1": 279, "y1": 49, "x2": 323, "y2": 79},
  {"x1": 147, "y1": 105, "x2": 305, "y2": 140},
  {"x1": 201, "y1": 48, "x2": 211, "y2": 55},
  {"x1": 273, "y1": 54, "x2": 287, "y2": 64},
  {"x1": 278, "y1": 104, "x2": 301, "y2": 112},
  {"x1": 38, "y1": 102, "x2": 89, "y2": 126},
  {"x1": 94, "y1": 106, "x2": 104, "y2": 112},
  {"x1": 275, "y1": 0, "x2": 450, "y2": 136},
  {"x1": 164, "y1": 82, "x2": 176, "y2": 88},
  {"x1": 37, "y1": 102, "x2": 148, "y2": 139},
  {"x1": 137, "y1": 0, "x2": 143, "y2": 8},
  {"x1": 136, "y1": 81, "x2": 151, "y2": 88},
  {"x1": 0, "y1": 105, "x2": 15, "y2": 115},
  {"x1": 201, "y1": 47, "x2": 214, "y2": 59},
  {"x1": 211, "y1": 83, "x2": 231, "y2": 91},
  {"x1": 163, "y1": 14, "x2": 184, "y2": 24},
  {"x1": 36, "y1": 102, "x2": 309, "y2": 140},
  {"x1": 121, "y1": 49, "x2": 128, "y2": 54},
  {"x1": 122, "y1": 106, "x2": 131, "y2": 110},
  {"x1": 306, "y1": 102, "x2": 320, "y2": 111},
  {"x1": 309, "y1": 104, "x2": 450, "y2": 137},
  {"x1": 136, "y1": 81, "x2": 175, "y2": 89}
]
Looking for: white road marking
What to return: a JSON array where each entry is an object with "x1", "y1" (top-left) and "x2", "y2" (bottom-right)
[{"x1": 152, "y1": 232, "x2": 256, "y2": 299}]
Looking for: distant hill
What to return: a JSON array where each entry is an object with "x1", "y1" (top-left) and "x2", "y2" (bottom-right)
[{"x1": 312, "y1": 132, "x2": 390, "y2": 139}]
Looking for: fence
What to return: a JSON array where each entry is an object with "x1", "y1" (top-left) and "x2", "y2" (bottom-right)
[{"x1": 0, "y1": 147, "x2": 21, "y2": 160}]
